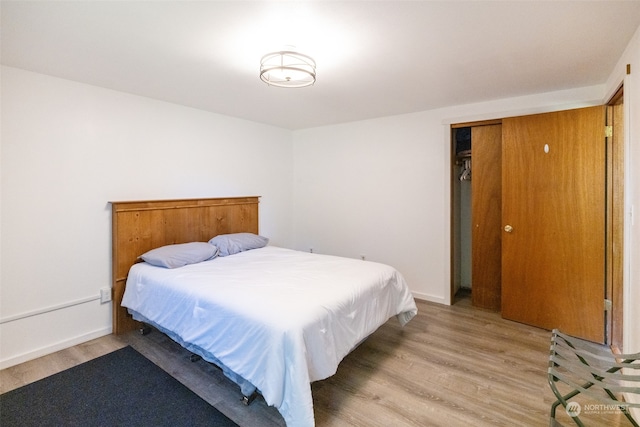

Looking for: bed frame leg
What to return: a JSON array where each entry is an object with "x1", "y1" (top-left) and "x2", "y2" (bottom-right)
[
  {"x1": 189, "y1": 354, "x2": 202, "y2": 362},
  {"x1": 139, "y1": 325, "x2": 152, "y2": 335},
  {"x1": 242, "y1": 391, "x2": 258, "y2": 406}
]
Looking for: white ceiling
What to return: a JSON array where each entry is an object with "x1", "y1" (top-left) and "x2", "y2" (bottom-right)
[{"x1": 3, "y1": 1, "x2": 640, "y2": 130}]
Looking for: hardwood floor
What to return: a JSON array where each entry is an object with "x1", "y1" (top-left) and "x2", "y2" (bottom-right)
[{"x1": 1, "y1": 295, "x2": 630, "y2": 426}]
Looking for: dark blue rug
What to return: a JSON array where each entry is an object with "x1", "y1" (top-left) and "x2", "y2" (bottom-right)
[{"x1": 0, "y1": 346, "x2": 239, "y2": 427}]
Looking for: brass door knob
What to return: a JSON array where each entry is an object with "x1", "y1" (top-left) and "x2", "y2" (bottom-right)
[{"x1": 504, "y1": 225, "x2": 513, "y2": 233}]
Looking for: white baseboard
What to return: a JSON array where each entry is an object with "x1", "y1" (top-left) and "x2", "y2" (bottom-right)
[
  {"x1": 0, "y1": 327, "x2": 112, "y2": 370},
  {"x1": 412, "y1": 291, "x2": 448, "y2": 305}
]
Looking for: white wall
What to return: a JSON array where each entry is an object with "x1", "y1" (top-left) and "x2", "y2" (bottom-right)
[
  {"x1": 0, "y1": 66, "x2": 293, "y2": 368},
  {"x1": 292, "y1": 85, "x2": 604, "y2": 304},
  {"x1": 613, "y1": 21, "x2": 640, "y2": 357},
  {"x1": 606, "y1": 23, "x2": 640, "y2": 417},
  {"x1": 292, "y1": 112, "x2": 449, "y2": 302}
]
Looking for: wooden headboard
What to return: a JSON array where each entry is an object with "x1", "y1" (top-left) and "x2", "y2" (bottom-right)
[{"x1": 110, "y1": 196, "x2": 260, "y2": 334}]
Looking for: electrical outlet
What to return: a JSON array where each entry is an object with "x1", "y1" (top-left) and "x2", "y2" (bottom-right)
[{"x1": 100, "y1": 287, "x2": 112, "y2": 304}]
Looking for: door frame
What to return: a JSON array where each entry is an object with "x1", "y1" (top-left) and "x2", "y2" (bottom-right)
[{"x1": 606, "y1": 85, "x2": 625, "y2": 350}]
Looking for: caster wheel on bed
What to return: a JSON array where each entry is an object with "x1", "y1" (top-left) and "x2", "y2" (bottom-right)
[
  {"x1": 242, "y1": 391, "x2": 258, "y2": 406},
  {"x1": 139, "y1": 325, "x2": 152, "y2": 335},
  {"x1": 189, "y1": 354, "x2": 202, "y2": 362}
]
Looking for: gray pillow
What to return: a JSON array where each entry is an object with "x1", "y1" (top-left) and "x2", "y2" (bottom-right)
[
  {"x1": 208, "y1": 233, "x2": 269, "y2": 257},
  {"x1": 140, "y1": 242, "x2": 219, "y2": 268}
]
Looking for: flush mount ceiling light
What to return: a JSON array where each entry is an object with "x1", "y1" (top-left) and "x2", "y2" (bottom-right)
[{"x1": 260, "y1": 50, "x2": 316, "y2": 88}]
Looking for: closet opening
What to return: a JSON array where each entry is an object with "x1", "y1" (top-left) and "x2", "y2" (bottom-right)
[
  {"x1": 452, "y1": 126, "x2": 472, "y2": 302},
  {"x1": 450, "y1": 119, "x2": 502, "y2": 308}
]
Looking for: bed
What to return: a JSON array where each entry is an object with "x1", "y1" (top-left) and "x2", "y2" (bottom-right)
[{"x1": 111, "y1": 197, "x2": 418, "y2": 427}]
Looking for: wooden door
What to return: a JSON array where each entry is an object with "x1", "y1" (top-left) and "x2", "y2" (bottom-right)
[
  {"x1": 471, "y1": 124, "x2": 502, "y2": 310},
  {"x1": 501, "y1": 106, "x2": 606, "y2": 343}
]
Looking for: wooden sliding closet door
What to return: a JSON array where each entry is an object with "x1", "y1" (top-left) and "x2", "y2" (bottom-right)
[
  {"x1": 501, "y1": 106, "x2": 606, "y2": 343},
  {"x1": 471, "y1": 124, "x2": 502, "y2": 311}
]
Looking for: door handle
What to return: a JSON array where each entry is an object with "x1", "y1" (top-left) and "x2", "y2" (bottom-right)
[{"x1": 504, "y1": 225, "x2": 513, "y2": 233}]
